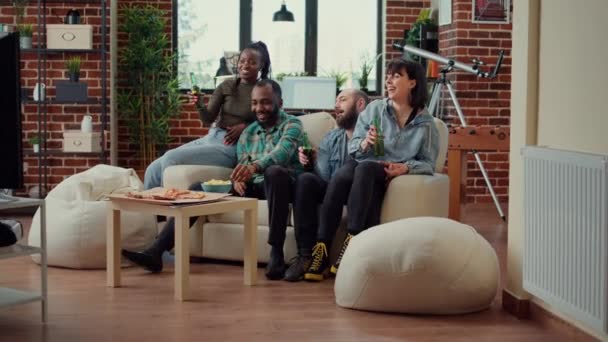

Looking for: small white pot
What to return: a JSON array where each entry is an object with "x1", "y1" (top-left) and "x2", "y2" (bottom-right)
[
  {"x1": 32, "y1": 144, "x2": 40, "y2": 153},
  {"x1": 20, "y1": 36, "x2": 32, "y2": 49}
]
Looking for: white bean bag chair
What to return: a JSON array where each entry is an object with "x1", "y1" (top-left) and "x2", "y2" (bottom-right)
[
  {"x1": 334, "y1": 217, "x2": 499, "y2": 314},
  {"x1": 29, "y1": 165, "x2": 157, "y2": 269}
]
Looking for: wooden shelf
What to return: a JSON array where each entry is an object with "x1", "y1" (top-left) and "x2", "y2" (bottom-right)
[
  {"x1": 21, "y1": 48, "x2": 106, "y2": 54},
  {"x1": 22, "y1": 98, "x2": 102, "y2": 105},
  {"x1": 23, "y1": 149, "x2": 107, "y2": 156},
  {"x1": 0, "y1": 288, "x2": 43, "y2": 308},
  {"x1": 0, "y1": 244, "x2": 42, "y2": 260}
]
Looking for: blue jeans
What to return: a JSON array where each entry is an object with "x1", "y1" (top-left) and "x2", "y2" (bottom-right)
[{"x1": 143, "y1": 127, "x2": 237, "y2": 189}]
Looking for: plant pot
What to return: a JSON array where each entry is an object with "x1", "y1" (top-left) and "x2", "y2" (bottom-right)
[
  {"x1": 68, "y1": 72, "x2": 80, "y2": 82},
  {"x1": 19, "y1": 37, "x2": 32, "y2": 49},
  {"x1": 32, "y1": 144, "x2": 40, "y2": 153}
]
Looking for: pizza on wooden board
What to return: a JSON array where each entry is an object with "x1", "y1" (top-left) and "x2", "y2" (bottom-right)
[{"x1": 126, "y1": 188, "x2": 205, "y2": 201}]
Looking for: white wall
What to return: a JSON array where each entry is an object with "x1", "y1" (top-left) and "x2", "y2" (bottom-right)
[
  {"x1": 508, "y1": 0, "x2": 608, "y2": 338},
  {"x1": 536, "y1": 0, "x2": 608, "y2": 153}
]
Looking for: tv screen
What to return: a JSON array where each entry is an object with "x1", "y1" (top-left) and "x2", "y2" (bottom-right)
[{"x1": 0, "y1": 32, "x2": 24, "y2": 189}]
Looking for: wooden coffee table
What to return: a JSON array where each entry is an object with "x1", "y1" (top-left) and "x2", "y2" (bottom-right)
[{"x1": 105, "y1": 195, "x2": 258, "y2": 301}]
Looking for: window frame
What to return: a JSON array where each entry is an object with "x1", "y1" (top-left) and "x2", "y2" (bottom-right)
[{"x1": 173, "y1": 0, "x2": 384, "y2": 95}]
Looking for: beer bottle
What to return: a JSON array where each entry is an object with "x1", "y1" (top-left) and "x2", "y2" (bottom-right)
[
  {"x1": 190, "y1": 72, "x2": 200, "y2": 95},
  {"x1": 373, "y1": 113, "x2": 385, "y2": 157},
  {"x1": 302, "y1": 132, "x2": 314, "y2": 169}
]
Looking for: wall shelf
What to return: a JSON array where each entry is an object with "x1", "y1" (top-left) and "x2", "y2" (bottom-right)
[
  {"x1": 21, "y1": 48, "x2": 106, "y2": 54},
  {"x1": 23, "y1": 149, "x2": 108, "y2": 156},
  {"x1": 25, "y1": 0, "x2": 109, "y2": 197},
  {"x1": 0, "y1": 197, "x2": 47, "y2": 322},
  {"x1": 23, "y1": 97, "x2": 102, "y2": 105}
]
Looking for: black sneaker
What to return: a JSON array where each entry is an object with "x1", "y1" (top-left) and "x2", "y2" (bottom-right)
[
  {"x1": 330, "y1": 234, "x2": 352, "y2": 275},
  {"x1": 283, "y1": 255, "x2": 312, "y2": 282},
  {"x1": 121, "y1": 248, "x2": 163, "y2": 273},
  {"x1": 304, "y1": 242, "x2": 329, "y2": 282},
  {"x1": 265, "y1": 248, "x2": 286, "y2": 280}
]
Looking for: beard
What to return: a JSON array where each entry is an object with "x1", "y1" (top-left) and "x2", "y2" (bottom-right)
[
  {"x1": 258, "y1": 104, "x2": 280, "y2": 128},
  {"x1": 336, "y1": 106, "x2": 358, "y2": 130}
]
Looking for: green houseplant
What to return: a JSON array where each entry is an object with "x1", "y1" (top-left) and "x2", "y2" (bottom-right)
[
  {"x1": 29, "y1": 134, "x2": 40, "y2": 153},
  {"x1": 326, "y1": 69, "x2": 348, "y2": 89},
  {"x1": 359, "y1": 53, "x2": 381, "y2": 92},
  {"x1": 17, "y1": 23, "x2": 33, "y2": 49},
  {"x1": 65, "y1": 56, "x2": 81, "y2": 82},
  {"x1": 405, "y1": 9, "x2": 437, "y2": 62},
  {"x1": 117, "y1": 5, "x2": 183, "y2": 169}
]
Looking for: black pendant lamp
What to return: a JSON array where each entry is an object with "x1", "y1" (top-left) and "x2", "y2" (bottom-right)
[{"x1": 273, "y1": 1, "x2": 294, "y2": 22}]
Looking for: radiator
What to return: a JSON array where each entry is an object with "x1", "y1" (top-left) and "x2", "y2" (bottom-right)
[{"x1": 523, "y1": 146, "x2": 608, "y2": 333}]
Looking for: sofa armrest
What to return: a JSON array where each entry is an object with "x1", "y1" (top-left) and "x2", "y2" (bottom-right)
[
  {"x1": 380, "y1": 173, "x2": 449, "y2": 223},
  {"x1": 163, "y1": 165, "x2": 233, "y2": 190}
]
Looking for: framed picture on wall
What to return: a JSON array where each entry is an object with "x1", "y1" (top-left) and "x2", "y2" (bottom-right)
[{"x1": 472, "y1": 0, "x2": 510, "y2": 24}]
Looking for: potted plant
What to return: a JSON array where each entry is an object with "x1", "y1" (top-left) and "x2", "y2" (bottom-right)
[
  {"x1": 117, "y1": 5, "x2": 183, "y2": 169},
  {"x1": 17, "y1": 23, "x2": 33, "y2": 49},
  {"x1": 405, "y1": 9, "x2": 438, "y2": 63},
  {"x1": 65, "y1": 56, "x2": 81, "y2": 82},
  {"x1": 326, "y1": 69, "x2": 348, "y2": 95},
  {"x1": 29, "y1": 135, "x2": 40, "y2": 153},
  {"x1": 358, "y1": 53, "x2": 382, "y2": 93}
]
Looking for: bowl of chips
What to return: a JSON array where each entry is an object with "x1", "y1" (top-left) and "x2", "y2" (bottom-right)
[{"x1": 201, "y1": 179, "x2": 232, "y2": 193}]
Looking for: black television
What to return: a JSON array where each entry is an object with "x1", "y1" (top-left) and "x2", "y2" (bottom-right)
[{"x1": 0, "y1": 32, "x2": 24, "y2": 189}]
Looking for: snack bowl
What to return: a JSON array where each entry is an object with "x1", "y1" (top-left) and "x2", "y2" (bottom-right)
[{"x1": 201, "y1": 180, "x2": 232, "y2": 193}]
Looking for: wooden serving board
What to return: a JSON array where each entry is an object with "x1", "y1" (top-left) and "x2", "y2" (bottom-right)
[{"x1": 106, "y1": 188, "x2": 231, "y2": 206}]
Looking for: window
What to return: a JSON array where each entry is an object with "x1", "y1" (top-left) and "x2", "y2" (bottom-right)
[
  {"x1": 175, "y1": 0, "x2": 383, "y2": 93},
  {"x1": 176, "y1": 0, "x2": 240, "y2": 90},
  {"x1": 318, "y1": 0, "x2": 379, "y2": 92},
  {"x1": 252, "y1": 0, "x2": 306, "y2": 76}
]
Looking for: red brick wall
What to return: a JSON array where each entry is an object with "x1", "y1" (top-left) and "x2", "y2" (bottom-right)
[
  {"x1": 385, "y1": 0, "x2": 431, "y2": 62},
  {"x1": 0, "y1": 1, "x2": 110, "y2": 195},
  {"x1": 6, "y1": 0, "x2": 512, "y2": 204},
  {"x1": 438, "y1": 0, "x2": 512, "y2": 203}
]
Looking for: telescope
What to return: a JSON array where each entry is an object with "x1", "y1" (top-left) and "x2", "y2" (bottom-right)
[
  {"x1": 393, "y1": 42, "x2": 507, "y2": 221},
  {"x1": 392, "y1": 42, "x2": 505, "y2": 78}
]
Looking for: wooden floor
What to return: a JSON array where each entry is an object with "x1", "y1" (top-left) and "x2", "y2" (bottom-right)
[{"x1": 0, "y1": 205, "x2": 581, "y2": 341}]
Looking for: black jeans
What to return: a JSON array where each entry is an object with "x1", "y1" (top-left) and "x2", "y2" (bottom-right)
[
  {"x1": 152, "y1": 165, "x2": 296, "y2": 254},
  {"x1": 293, "y1": 172, "x2": 327, "y2": 254},
  {"x1": 316, "y1": 160, "x2": 358, "y2": 243},
  {"x1": 346, "y1": 161, "x2": 386, "y2": 235},
  {"x1": 315, "y1": 160, "x2": 386, "y2": 244}
]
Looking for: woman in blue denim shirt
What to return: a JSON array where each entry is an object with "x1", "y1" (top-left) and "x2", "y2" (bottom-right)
[{"x1": 305, "y1": 59, "x2": 440, "y2": 280}]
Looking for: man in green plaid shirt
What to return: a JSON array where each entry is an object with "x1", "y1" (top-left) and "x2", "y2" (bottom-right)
[{"x1": 231, "y1": 79, "x2": 305, "y2": 280}]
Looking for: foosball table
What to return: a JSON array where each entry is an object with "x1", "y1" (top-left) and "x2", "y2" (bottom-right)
[{"x1": 447, "y1": 126, "x2": 510, "y2": 220}]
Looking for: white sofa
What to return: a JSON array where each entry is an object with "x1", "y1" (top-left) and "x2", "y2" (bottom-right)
[{"x1": 163, "y1": 112, "x2": 449, "y2": 263}]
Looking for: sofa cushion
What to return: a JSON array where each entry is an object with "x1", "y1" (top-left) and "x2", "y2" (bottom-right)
[
  {"x1": 433, "y1": 118, "x2": 448, "y2": 173},
  {"x1": 334, "y1": 217, "x2": 499, "y2": 314},
  {"x1": 200, "y1": 223, "x2": 297, "y2": 263},
  {"x1": 298, "y1": 111, "x2": 336, "y2": 147},
  {"x1": 207, "y1": 200, "x2": 286, "y2": 227}
]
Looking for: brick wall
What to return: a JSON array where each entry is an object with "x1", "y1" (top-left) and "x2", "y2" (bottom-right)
[
  {"x1": 0, "y1": 1, "x2": 110, "y2": 196},
  {"x1": 6, "y1": 0, "x2": 512, "y2": 203},
  {"x1": 437, "y1": 0, "x2": 512, "y2": 203}
]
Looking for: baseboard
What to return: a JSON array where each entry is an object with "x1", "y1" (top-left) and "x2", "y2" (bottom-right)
[
  {"x1": 502, "y1": 290, "x2": 530, "y2": 319},
  {"x1": 502, "y1": 290, "x2": 600, "y2": 341},
  {"x1": 529, "y1": 300, "x2": 602, "y2": 341}
]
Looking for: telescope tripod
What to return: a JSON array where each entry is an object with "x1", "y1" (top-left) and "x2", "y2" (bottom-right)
[{"x1": 428, "y1": 68, "x2": 506, "y2": 221}]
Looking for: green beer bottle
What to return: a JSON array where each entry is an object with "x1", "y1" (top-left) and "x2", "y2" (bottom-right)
[
  {"x1": 189, "y1": 72, "x2": 200, "y2": 95},
  {"x1": 302, "y1": 132, "x2": 314, "y2": 169},
  {"x1": 373, "y1": 113, "x2": 385, "y2": 157}
]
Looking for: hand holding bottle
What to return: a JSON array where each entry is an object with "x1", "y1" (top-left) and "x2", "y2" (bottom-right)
[{"x1": 298, "y1": 146, "x2": 316, "y2": 167}]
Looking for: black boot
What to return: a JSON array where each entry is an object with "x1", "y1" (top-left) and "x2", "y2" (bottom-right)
[
  {"x1": 265, "y1": 247, "x2": 286, "y2": 280},
  {"x1": 283, "y1": 254, "x2": 312, "y2": 282},
  {"x1": 330, "y1": 234, "x2": 352, "y2": 275},
  {"x1": 304, "y1": 242, "x2": 330, "y2": 282},
  {"x1": 121, "y1": 245, "x2": 164, "y2": 273}
]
